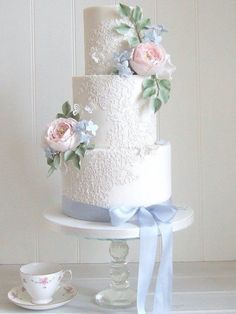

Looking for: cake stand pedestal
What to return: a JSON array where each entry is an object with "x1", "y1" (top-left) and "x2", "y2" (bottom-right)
[
  {"x1": 44, "y1": 207, "x2": 194, "y2": 308},
  {"x1": 95, "y1": 239, "x2": 136, "y2": 307}
]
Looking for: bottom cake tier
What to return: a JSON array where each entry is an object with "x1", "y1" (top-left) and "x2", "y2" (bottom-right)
[{"x1": 62, "y1": 141, "x2": 172, "y2": 221}]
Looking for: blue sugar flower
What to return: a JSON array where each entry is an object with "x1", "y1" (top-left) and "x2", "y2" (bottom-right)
[
  {"x1": 74, "y1": 120, "x2": 98, "y2": 144},
  {"x1": 146, "y1": 24, "x2": 168, "y2": 34},
  {"x1": 114, "y1": 50, "x2": 132, "y2": 64},
  {"x1": 143, "y1": 29, "x2": 162, "y2": 44},
  {"x1": 86, "y1": 120, "x2": 98, "y2": 136},
  {"x1": 113, "y1": 50, "x2": 133, "y2": 78},
  {"x1": 143, "y1": 24, "x2": 168, "y2": 44},
  {"x1": 75, "y1": 120, "x2": 88, "y2": 133},
  {"x1": 116, "y1": 61, "x2": 133, "y2": 77},
  {"x1": 79, "y1": 132, "x2": 92, "y2": 144}
]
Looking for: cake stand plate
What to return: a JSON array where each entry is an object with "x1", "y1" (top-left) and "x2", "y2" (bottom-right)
[
  {"x1": 44, "y1": 207, "x2": 194, "y2": 308},
  {"x1": 44, "y1": 207, "x2": 193, "y2": 240}
]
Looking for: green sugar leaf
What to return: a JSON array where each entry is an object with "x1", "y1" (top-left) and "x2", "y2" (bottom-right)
[
  {"x1": 159, "y1": 79, "x2": 171, "y2": 91},
  {"x1": 137, "y1": 18, "x2": 151, "y2": 30},
  {"x1": 159, "y1": 89, "x2": 170, "y2": 104},
  {"x1": 142, "y1": 86, "x2": 156, "y2": 99},
  {"x1": 73, "y1": 155, "x2": 81, "y2": 170},
  {"x1": 119, "y1": 3, "x2": 132, "y2": 17},
  {"x1": 62, "y1": 101, "x2": 71, "y2": 116},
  {"x1": 64, "y1": 150, "x2": 75, "y2": 161},
  {"x1": 143, "y1": 78, "x2": 155, "y2": 89},
  {"x1": 47, "y1": 158, "x2": 54, "y2": 166},
  {"x1": 115, "y1": 23, "x2": 131, "y2": 34},
  {"x1": 128, "y1": 36, "x2": 139, "y2": 47},
  {"x1": 73, "y1": 113, "x2": 80, "y2": 121},
  {"x1": 75, "y1": 145, "x2": 86, "y2": 158},
  {"x1": 56, "y1": 113, "x2": 67, "y2": 119},
  {"x1": 48, "y1": 166, "x2": 56, "y2": 177},
  {"x1": 86, "y1": 143, "x2": 95, "y2": 150},
  {"x1": 159, "y1": 79, "x2": 171, "y2": 104},
  {"x1": 53, "y1": 154, "x2": 60, "y2": 169},
  {"x1": 131, "y1": 6, "x2": 143, "y2": 24},
  {"x1": 152, "y1": 97, "x2": 162, "y2": 113}
]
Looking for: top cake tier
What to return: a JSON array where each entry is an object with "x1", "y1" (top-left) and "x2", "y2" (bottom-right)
[{"x1": 84, "y1": 5, "x2": 129, "y2": 75}]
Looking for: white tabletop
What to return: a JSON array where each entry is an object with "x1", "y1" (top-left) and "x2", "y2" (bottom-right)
[
  {"x1": 2, "y1": 262, "x2": 236, "y2": 313},
  {"x1": 44, "y1": 207, "x2": 194, "y2": 240}
]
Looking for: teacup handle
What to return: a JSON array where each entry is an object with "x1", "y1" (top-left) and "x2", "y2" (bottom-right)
[{"x1": 60, "y1": 269, "x2": 72, "y2": 285}]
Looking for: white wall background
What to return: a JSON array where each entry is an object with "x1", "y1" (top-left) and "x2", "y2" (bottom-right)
[{"x1": 0, "y1": 0, "x2": 235, "y2": 264}]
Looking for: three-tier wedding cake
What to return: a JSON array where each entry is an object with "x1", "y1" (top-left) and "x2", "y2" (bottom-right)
[
  {"x1": 43, "y1": 4, "x2": 177, "y2": 313},
  {"x1": 60, "y1": 5, "x2": 175, "y2": 219},
  {"x1": 43, "y1": 3, "x2": 176, "y2": 221}
]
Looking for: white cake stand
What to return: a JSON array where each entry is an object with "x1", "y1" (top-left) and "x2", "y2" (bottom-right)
[{"x1": 44, "y1": 207, "x2": 193, "y2": 308}]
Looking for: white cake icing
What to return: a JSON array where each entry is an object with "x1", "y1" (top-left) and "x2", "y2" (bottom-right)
[
  {"x1": 84, "y1": 5, "x2": 129, "y2": 75},
  {"x1": 61, "y1": 5, "x2": 172, "y2": 217},
  {"x1": 73, "y1": 75, "x2": 156, "y2": 148},
  {"x1": 62, "y1": 142, "x2": 171, "y2": 209}
]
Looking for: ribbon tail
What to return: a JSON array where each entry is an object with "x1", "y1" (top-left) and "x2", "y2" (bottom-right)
[
  {"x1": 153, "y1": 223, "x2": 173, "y2": 314},
  {"x1": 137, "y1": 208, "x2": 158, "y2": 314}
]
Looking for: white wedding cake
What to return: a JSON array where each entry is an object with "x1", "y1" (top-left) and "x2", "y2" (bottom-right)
[
  {"x1": 43, "y1": 5, "x2": 177, "y2": 312},
  {"x1": 43, "y1": 4, "x2": 175, "y2": 221},
  {"x1": 63, "y1": 5, "x2": 172, "y2": 216}
]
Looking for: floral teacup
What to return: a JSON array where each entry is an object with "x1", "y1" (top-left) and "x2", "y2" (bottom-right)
[{"x1": 20, "y1": 262, "x2": 72, "y2": 304}]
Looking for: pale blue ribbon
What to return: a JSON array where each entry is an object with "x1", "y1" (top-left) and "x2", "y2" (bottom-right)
[{"x1": 109, "y1": 201, "x2": 177, "y2": 314}]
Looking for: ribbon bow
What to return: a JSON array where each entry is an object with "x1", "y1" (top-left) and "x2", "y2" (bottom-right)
[{"x1": 109, "y1": 201, "x2": 177, "y2": 314}]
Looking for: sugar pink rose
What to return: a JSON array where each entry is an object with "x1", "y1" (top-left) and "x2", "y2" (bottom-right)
[
  {"x1": 45, "y1": 118, "x2": 80, "y2": 152},
  {"x1": 129, "y1": 42, "x2": 175, "y2": 78}
]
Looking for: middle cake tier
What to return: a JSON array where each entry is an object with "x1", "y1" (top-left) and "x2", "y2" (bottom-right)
[{"x1": 73, "y1": 75, "x2": 157, "y2": 149}]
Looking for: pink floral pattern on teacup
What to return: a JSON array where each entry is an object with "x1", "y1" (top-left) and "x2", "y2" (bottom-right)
[
  {"x1": 11, "y1": 288, "x2": 25, "y2": 300},
  {"x1": 31, "y1": 276, "x2": 55, "y2": 288},
  {"x1": 39, "y1": 277, "x2": 49, "y2": 286}
]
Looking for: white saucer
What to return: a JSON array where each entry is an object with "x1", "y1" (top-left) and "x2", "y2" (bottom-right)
[{"x1": 8, "y1": 284, "x2": 78, "y2": 310}]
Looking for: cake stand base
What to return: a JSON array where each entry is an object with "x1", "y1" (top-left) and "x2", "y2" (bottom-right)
[
  {"x1": 95, "y1": 287, "x2": 136, "y2": 308},
  {"x1": 95, "y1": 240, "x2": 136, "y2": 308}
]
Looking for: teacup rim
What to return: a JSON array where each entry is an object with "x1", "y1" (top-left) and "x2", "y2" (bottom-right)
[{"x1": 20, "y1": 262, "x2": 64, "y2": 276}]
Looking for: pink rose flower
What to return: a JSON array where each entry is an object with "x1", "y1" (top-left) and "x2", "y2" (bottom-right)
[
  {"x1": 129, "y1": 42, "x2": 175, "y2": 78},
  {"x1": 44, "y1": 118, "x2": 80, "y2": 152}
]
